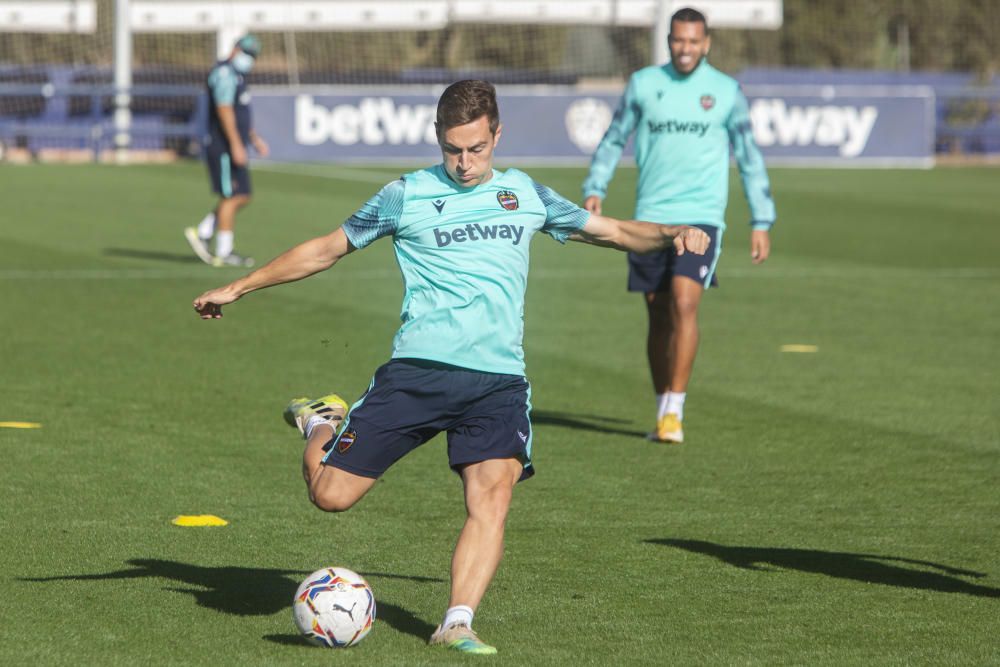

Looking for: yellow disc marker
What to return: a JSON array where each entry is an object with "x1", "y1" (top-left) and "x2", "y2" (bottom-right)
[
  {"x1": 780, "y1": 344, "x2": 819, "y2": 353},
  {"x1": 172, "y1": 515, "x2": 229, "y2": 527},
  {"x1": 0, "y1": 421, "x2": 42, "y2": 429}
]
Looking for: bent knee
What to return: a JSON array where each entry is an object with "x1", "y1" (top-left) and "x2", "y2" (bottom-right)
[{"x1": 310, "y1": 487, "x2": 357, "y2": 513}]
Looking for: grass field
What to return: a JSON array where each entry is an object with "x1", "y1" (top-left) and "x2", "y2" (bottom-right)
[{"x1": 1, "y1": 161, "x2": 998, "y2": 665}]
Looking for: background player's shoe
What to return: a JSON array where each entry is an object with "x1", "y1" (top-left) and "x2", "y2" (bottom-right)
[
  {"x1": 652, "y1": 413, "x2": 684, "y2": 444},
  {"x1": 211, "y1": 252, "x2": 255, "y2": 268},
  {"x1": 183, "y1": 227, "x2": 214, "y2": 264},
  {"x1": 283, "y1": 394, "x2": 349, "y2": 438},
  {"x1": 428, "y1": 623, "x2": 497, "y2": 655}
]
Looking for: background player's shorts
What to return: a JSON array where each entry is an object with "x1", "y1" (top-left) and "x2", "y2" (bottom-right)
[
  {"x1": 321, "y1": 358, "x2": 535, "y2": 482},
  {"x1": 205, "y1": 148, "x2": 252, "y2": 198},
  {"x1": 627, "y1": 224, "x2": 722, "y2": 292}
]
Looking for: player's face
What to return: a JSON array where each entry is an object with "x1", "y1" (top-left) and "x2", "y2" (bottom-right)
[
  {"x1": 668, "y1": 20, "x2": 710, "y2": 75},
  {"x1": 438, "y1": 115, "x2": 502, "y2": 188}
]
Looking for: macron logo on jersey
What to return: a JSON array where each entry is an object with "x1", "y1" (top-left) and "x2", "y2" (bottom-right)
[
  {"x1": 433, "y1": 224, "x2": 525, "y2": 247},
  {"x1": 648, "y1": 119, "x2": 711, "y2": 137}
]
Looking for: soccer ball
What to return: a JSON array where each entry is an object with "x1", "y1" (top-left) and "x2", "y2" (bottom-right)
[{"x1": 292, "y1": 567, "x2": 376, "y2": 648}]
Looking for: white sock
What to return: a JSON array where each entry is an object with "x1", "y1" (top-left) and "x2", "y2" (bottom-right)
[
  {"x1": 442, "y1": 605, "x2": 474, "y2": 629},
  {"x1": 215, "y1": 230, "x2": 234, "y2": 258},
  {"x1": 303, "y1": 415, "x2": 335, "y2": 440},
  {"x1": 656, "y1": 392, "x2": 669, "y2": 418},
  {"x1": 665, "y1": 392, "x2": 687, "y2": 421},
  {"x1": 197, "y1": 212, "x2": 216, "y2": 240}
]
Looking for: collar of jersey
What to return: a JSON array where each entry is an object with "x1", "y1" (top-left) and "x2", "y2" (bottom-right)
[{"x1": 664, "y1": 60, "x2": 709, "y2": 82}]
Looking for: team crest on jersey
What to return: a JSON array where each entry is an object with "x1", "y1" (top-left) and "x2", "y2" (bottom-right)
[
  {"x1": 336, "y1": 429, "x2": 357, "y2": 454},
  {"x1": 700, "y1": 94, "x2": 715, "y2": 111},
  {"x1": 497, "y1": 190, "x2": 519, "y2": 211}
]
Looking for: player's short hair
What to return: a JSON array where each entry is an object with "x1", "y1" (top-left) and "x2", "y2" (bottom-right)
[
  {"x1": 670, "y1": 7, "x2": 709, "y2": 34},
  {"x1": 436, "y1": 80, "x2": 500, "y2": 136}
]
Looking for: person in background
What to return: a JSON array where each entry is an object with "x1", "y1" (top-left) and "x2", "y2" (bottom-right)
[
  {"x1": 582, "y1": 7, "x2": 776, "y2": 444},
  {"x1": 185, "y1": 34, "x2": 269, "y2": 267}
]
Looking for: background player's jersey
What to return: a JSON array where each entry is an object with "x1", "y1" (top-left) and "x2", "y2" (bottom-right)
[
  {"x1": 342, "y1": 165, "x2": 590, "y2": 375},
  {"x1": 583, "y1": 62, "x2": 775, "y2": 230},
  {"x1": 205, "y1": 61, "x2": 252, "y2": 151}
]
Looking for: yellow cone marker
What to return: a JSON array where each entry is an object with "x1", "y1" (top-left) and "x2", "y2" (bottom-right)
[
  {"x1": 172, "y1": 515, "x2": 229, "y2": 527},
  {"x1": 781, "y1": 344, "x2": 819, "y2": 353},
  {"x1": 0, "y1": 421, "x2": 42, "y2": 429}
]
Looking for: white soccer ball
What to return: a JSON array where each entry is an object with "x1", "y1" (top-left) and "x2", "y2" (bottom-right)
[{"x1": 292, "y1": 567, "x2": 376, "y2": 648}]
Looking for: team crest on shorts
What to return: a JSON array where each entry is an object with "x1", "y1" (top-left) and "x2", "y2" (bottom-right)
[
  {"x1": 497, "y1": 190, "x2": 519, "y2": 211},
  {"x1": 700, "y1": 94, "x2": 715, "y2": 111},
  {"x1": 336, "y1": 429, "x2": 357, "y2": 454}
]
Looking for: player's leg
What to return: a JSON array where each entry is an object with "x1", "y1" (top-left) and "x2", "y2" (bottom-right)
[
  {"x1": 429, "y1": 457, "x2": 520, "y2": 655},
  {"x1": 667, "y1": 275, "x2": 704, "y2": 395},
  {"x1": 657, "y1": 225, "x2": 721, "y2": 442},
  {"x1": 304, "y1": 426, "x2": 377, "y2": 512},
  {"x1": 629, "y1": 249, "x2": 682, "y2": 440},
  {"x1": 430, "y1": 371, "x2": 532, "y2": 654},
  {"x1": 210, "y1": 157, "x2": 254, "y2": 266},
  {"x1": 212, "y1": 194, "x2": 252, "y2": 265},
  {"x1": 645, "y1": 290, "x2": 673, "y2": 395},
  {"x1": 451, "y1": 457, "x2": 522, "y2": 608},
  {"x1": 283, "y1": 394, "x2": 376, "y2": 511},
  {"x1": 186, "y1": 152, "x2": 228, "y2": 263}
]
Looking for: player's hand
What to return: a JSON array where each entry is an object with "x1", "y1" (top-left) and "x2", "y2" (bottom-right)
[
  {"x1": 751, "y1": 229, "x2": 771, "y2": 264},
  {"x1": 193, "y1": 287, "x2": 240, "y2": 320},
  {"x1": 673, "y1": 226, "x2": 710, "y2": 256},
  {"x1": 252, "y1": 135, "x2": 270, "y2": 158},
  {"x1": 583, "y1": 195, "x2": 603, "y2": 215},
  {"x1": 231, "y1": 143, "x2": 249, "y2": 167}
]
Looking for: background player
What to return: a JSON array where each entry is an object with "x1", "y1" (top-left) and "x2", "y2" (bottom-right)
[
  {"x1": 192, "y1": 80, "x2": 708, "y2": 655},
  {"x1": 582, "y1": 7, "x2": 776, "y2": 444},
  {"x1": 185, "y1": 34, "x2": 269, "y2": 268}
]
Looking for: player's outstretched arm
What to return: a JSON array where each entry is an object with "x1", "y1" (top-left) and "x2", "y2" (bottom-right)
[
  {"x1": 569, "y1": 214, "x2": 710, "y2": 256},
  {"x1": 193, "y1": 227, "x2": 354, "y2": 319}
]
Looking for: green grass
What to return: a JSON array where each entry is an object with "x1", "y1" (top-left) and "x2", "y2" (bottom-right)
[{"x1": 1, "y1": 161, "x2": 998, "y2": 665}]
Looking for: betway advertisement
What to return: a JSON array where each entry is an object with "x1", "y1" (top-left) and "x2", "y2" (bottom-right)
[{"x1": 251, "y1": 85, "x2": 934, "y2": 166}]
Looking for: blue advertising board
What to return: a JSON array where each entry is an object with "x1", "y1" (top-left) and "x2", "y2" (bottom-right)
[{"x1": 251, "y1": 85, "x2": 935, "y2": 166}]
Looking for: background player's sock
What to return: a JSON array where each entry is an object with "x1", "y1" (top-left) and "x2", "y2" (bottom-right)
[
  {"x1": 656, "y1": 392, "x2": 669, "y2": 419},
  {"x1": 197, "y1": 212, "x2": 216, "y2": 241},
  {"x1": 665, "y1": 392, "x2": 686, "y2": 421},
  {"x1": 442, "y1": 605, "x2": 474, "y2": 629},
  {"x1": 215, "y1": 230, "x2": 234, "y2": 258},
  {"x1": 656, "y1": 392, "x2": 668, "y2": 418}
]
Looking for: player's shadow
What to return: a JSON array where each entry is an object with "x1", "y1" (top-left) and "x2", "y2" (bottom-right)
[
  {"x1": 647, "y1": 539, "x2": 1000, "y2": 598},
  {"x1": 22, "y1": 559, "x2": 302, "y2": 615},
  {"x1": 20, "y1": 558, "x2": 445, "y2": 622},
  {"x1": 104, "y1": 247, "x2": 202, "y2": 263},
  {"x1": 532, "y1": 409, "x2": 647, "y2": 438}
]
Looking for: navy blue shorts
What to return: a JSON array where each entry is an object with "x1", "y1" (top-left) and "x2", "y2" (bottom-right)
[
  {"x1": 627, "y1": 224, "x2": 722, "y2": 292},
  {"x1": 321, "y1": 359, "x2": 534, "y2": 482},
  {"x1": 205, "y1": 148, "x2": 252, "y2": 198}
]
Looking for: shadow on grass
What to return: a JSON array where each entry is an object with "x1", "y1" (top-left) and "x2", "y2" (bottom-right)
[
  {"x1": 532, "y1": 409, "x2": 647, "y2": 438},
  {"x1": 104, "y1": 247, "x2": 202, "y2": 264},
  {"x1": 20, "y1": 558, "x2": 445, "y2": 624},
  {"x1": 647, "y1": 539, "x2": 1000, "y2": 598},
  {"x1": 262, "y1": 598, "x2": 436, "y2": 646}
]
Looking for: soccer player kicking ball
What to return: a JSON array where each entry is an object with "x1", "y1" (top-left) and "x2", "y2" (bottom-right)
[{"x1": 193, "y1": 80, "x2": 709, "y2": 655}]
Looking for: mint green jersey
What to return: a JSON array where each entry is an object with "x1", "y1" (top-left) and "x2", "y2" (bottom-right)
[
  {"x1": 583, "y1": 62, "x2": 775, "y2": 230},
  {"x1": 341, "y1": 165, "x2": 590, "y2": 375}
]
